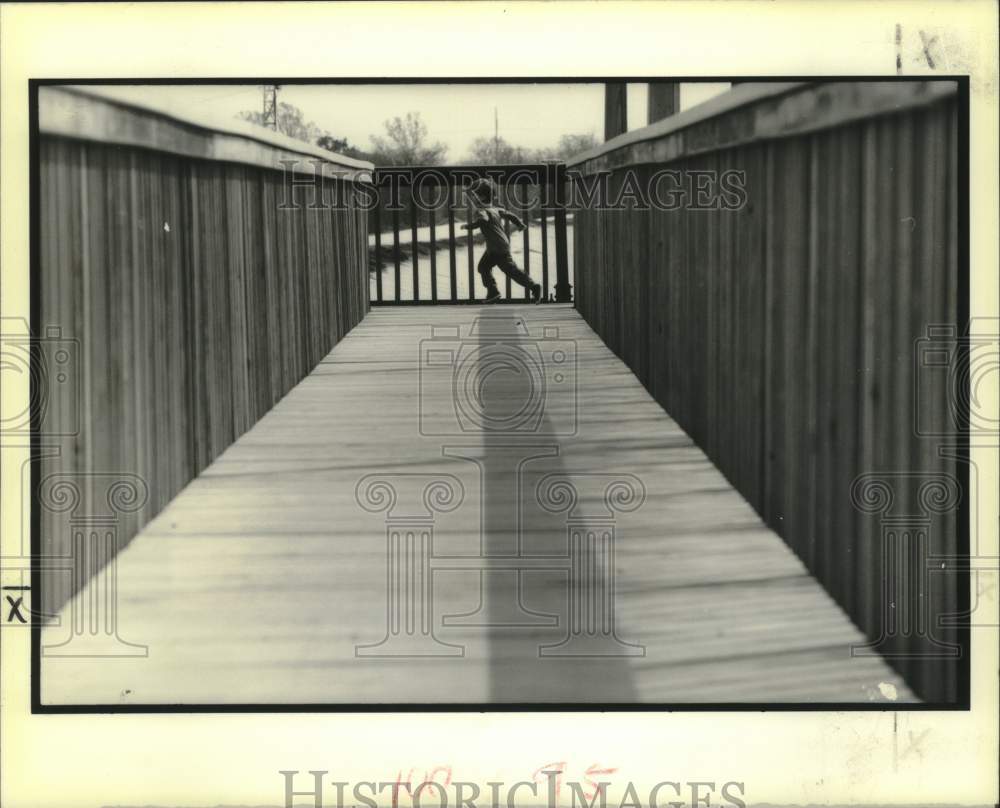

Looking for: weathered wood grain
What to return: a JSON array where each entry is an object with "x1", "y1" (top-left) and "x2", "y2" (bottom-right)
[
  {"x1": 37, "y1": 136, "x2": 370, "y2": 616},
  {"x1": 42, "y1": 305, "x2": 913, "y2": 705},
  {"x1": 572, "y1": 92, "x2": 961, "y2": 703}
]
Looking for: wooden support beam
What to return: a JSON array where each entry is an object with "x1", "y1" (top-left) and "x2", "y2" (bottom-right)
[
  {"x1": 604, "y1": 81, "x2": 628, "y2": 141},
  {"x1": 553, "y1": 166, "x2": 572, "y2": 303},
  {"x1": 647, "y1": 81, "x2": 681, "y2": 124}
]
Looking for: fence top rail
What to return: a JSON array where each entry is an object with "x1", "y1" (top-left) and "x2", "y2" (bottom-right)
[
  {"x1": 566, "y1": 79, "x2": 959, "y2": 173},
  {"x1": 38, "y1": 84, "x2": 374, "y2": 180}
]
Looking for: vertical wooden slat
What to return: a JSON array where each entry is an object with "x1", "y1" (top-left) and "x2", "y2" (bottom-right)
[
  {"x1": 392, "y1": 205, "x2": 401, "y2": 302},
  {"x1": 38, "y1": 133, "x2": 370, "y2": 614},
  {"x1": 374, "y1": 203, "x2": 383, "y2": 303},
  {"x1": 410, "y1": 189, "x2": 420, "y2": 302},
  {"x1": 944, "y1": 98, "x2": 961, "y2": 703},
  {"x1": 522, "y1": 202, "x2": 531, "y2": 300},
  {"x1": 429, "y1": 206, "x2": 438, "y2": 302},
  {"x1": 856, "y1": 117, "x2": 878, "y2": 657},
  {"x1": 647, "y1": 82, "x2": 681, "y2": 123},
  {"x1": 448, "y1": 183, "x2": 458, "y2": 302},
  {"x1": 604, "y1": 81, "x2": 628, "y2": 141},
  {"x1": 802, "y1": 135, "x2": 820, "y2": 571},
  {"x1": 554, "y1": 173, "x2": 571, "y2": 302},
  {"x1": 503, "y1": 193, "x2": 512, "y2": 300},
  {"x1": 892, "y1": 112, "x2": 918, "y2": 669},
  {"x1": 569, "y1": 93, "x2": 961, "y2": 703},
  {"x1": 466, "y1": 200, "x2": 475, "y2": 301},
  {"x1": 541, "y1": 194, "x2": 550, "y2": 301}
]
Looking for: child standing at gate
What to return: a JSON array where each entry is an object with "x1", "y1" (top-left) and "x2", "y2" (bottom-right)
[{"x1": 461, "y1": 178, "x2": 543, "y2": 304}]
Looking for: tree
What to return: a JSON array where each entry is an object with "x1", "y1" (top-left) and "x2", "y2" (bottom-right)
[
  {"x1": 553, "y1": 132, "x2": 599, "y2": 159},
  {"x1": 316, "y1": 134, "x2": 371, "y2": 161},
  {"x1": 462, "y1": 131, "x2": 600, "y2": 164},
  {"x1": 532, "y1": 133, "x2": 600, "y2": 161},
  {"x1": 240, "y1": 102, "x2": 327, "y2": 144},
  {"x1": 368, "y1": 112, "x2": 448, "y2": 166},
  {"x1": 240, "y1": 101, "x2": 369, "y2": 160},
  {"x1": 465, "y1": 135, "x2": 530, "y2": 165},
  {"x1": 316, "y1": 134, "x2": 350, "y2": 152}
]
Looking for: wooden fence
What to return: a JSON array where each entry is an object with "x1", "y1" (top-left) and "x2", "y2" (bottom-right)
[
  {"x1": 35, "y1": 86, "x2": 371, "y2": 614},
  {"x1": 569, "y1": 81, "x2": 965, "y2": 703}
]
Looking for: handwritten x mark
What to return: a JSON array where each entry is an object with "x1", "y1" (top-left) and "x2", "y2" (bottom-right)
[
  {"x1": 919, "y1": 30, "x2": 939, "y2": 69},
  {"x1": 5, "y1": 595, "x2": 27, "y2": 624},
  {"x1": 901, "y1": 729, "x2": 930, "y2": 761}
]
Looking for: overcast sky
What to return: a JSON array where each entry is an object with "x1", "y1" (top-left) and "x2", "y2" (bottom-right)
[{"x1": 104, "y1": 82, "x2": 732, "y2": 160}]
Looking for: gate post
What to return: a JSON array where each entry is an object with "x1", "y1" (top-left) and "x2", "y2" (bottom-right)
[{"x1": 553, "y1": 164, "x2": 572, "y2": 303}]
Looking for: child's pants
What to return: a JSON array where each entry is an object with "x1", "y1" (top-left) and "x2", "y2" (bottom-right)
[{"x1": 478, "y1": 250, "x2": 534, "y2": 293}]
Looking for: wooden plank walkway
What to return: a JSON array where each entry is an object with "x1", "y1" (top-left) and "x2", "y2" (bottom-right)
[{"x1": 41, "y1": 304, "x2": 915, "y2": 705}]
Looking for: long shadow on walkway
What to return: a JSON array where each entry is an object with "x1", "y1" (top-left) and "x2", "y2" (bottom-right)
[{"x1": 438, "y1": 309, "x2": 639, "y2": 702}]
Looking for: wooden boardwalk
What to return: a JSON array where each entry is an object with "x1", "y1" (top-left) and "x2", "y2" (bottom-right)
[{"x1": 41, "y1": 304, "x2": 915, "y2": 705}]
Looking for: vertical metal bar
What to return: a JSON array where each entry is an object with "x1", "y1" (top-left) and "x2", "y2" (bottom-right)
[
  {"x1": 541, "y1": 188, "x2": 549, "y2": 302},
  {"x1": 374, "y1": 200, "x2": 383, "y2": 303},
  {"x1": 466, "y1": 193, "x2": 475, "y2": 301},
  {"x1": 429, "y1": 204, "x2": 438, "y2": 302},
  {"x1": 522, "y1": 192, "x2": 531, "y2": 300},
  {"x1": 392, "y1": 202, "x2": 400, "y2": 301},
  {"x1": 554, "y1": 166, "x2": 571, "y2": 302},
  {"x1": 448, "y1": 183, "x2": 457, "y2": 302},
  {"x1": 503, "y1": 181, "x2": 512, "y2": 300},
  {"x1": 392, "y1": 205, "x2": 401, "y2": 302},
  {"x1": 410, "y1": 188, "x2": 419, "y2": 302}
]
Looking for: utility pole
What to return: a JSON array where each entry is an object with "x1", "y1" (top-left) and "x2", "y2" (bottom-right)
[{"x1": 262, "y1": 84, "x2": 280, "y2": 131}]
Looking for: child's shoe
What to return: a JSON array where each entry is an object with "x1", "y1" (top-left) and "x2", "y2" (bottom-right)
[
  {"x1": 484, "y1": 288, "x2": 502, "y2": 304},
  {"x1": 530, "y1": 283, "x2": 543, "y2": 304}
]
